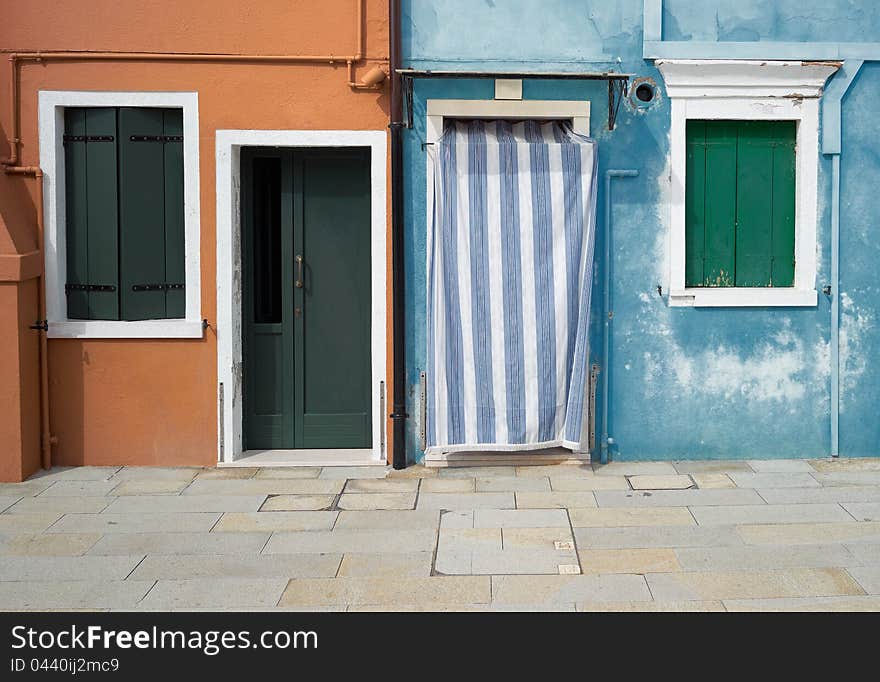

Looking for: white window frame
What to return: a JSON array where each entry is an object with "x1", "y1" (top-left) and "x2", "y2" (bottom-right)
[
  {"x1": 215, "y1": 129, "x2": 388, "y2": 465},
  {"x1": 657, "y1": 60, "x2": 839, "y2": 307},
  {"x1": 39, "y1": 90, "x2": 202, "y2": 337}
]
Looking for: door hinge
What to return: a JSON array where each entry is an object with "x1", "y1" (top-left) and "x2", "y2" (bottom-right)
[
  {"x1": 65, "y1": 283, "x2": 116, "y2": 293},
  {"x1": 379, "y1": 381, "x2": 386, "y2": 456},
  {"x1": 131, "y1": 283, "x2": 185, "y2": 292},
  {"x1": 63, "y1": 135, "x2": 114, "y2": 143}
]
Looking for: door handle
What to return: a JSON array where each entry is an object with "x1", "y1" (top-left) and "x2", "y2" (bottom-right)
[{"x1": 295, "y1": 254, "x2": 303, "y2": 289}]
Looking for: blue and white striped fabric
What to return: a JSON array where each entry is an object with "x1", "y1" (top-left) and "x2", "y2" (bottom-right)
[{"x1": 426, "y1": 120, "x2": 598, "y2": 454}]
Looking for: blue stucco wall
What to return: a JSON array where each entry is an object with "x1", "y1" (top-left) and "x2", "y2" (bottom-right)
[{"x1": 400, "y1": 0, "x2": 880, "y2": 462}]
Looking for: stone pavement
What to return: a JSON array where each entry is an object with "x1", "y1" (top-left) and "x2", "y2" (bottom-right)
[{"x1": 1, "y1": 458, "x2": 880, "y2": 611}]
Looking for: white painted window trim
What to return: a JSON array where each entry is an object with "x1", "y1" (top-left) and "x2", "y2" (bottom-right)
[
  {"x1": 657, "y1": 60, "x2": 838, "y2": 308},
  {"x1": 38, "y1": 90, "x2": 202, "y2": 337},
  {"x1": 215, "y1": 129, "x2": 388, "y2": 465}
]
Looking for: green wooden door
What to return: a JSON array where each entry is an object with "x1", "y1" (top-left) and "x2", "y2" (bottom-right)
[{"x1": 242, "y1": 148, "x2": 372, "y2": 450}]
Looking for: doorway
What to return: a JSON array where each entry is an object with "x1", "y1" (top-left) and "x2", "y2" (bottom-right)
[{"x1": 240, "y1": 147, "x2": 372, "y2": 451}]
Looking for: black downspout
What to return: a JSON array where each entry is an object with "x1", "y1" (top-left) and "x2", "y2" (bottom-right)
[{"x1": 389, "y1": 0, "x2": 407, "y2": 469}]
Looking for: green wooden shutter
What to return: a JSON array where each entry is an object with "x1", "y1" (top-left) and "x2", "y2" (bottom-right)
[
  {"x1": 63, "y1": 107, "x2": 119, "y2": 320},
  {"x1": 685, "y1": 120, "x2": 796, "y2": 288},
  {"x1": 118, "y1": 107, "x2": 185, "y2": 320}
]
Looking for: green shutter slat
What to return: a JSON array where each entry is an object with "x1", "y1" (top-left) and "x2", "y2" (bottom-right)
[
  {"x1": 163, "y1": 109, "x2": 186, "y2": 318},
  {"x1": 735, "y1": 121, "x2": 775, "y2": 287},
  {"x1": 685, "y1": 120, "x2": 707, "y2": 287},
  {"x1": 770, "y1": 123, "x2": 797, "y2": 287},
  {"x1": 703, "y1": 121, "x2": 738, "y2": 287},
  {"x1": 63, "y1": 109, "x2": 89, "y2": 319},
  {"x1": 118, "y1": 108, "x2": 167, "y2": 320}
]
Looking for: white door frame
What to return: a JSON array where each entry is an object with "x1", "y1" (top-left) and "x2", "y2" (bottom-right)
[{"x1": 215, "y1": 130, "x2": 388, "y2": 464}]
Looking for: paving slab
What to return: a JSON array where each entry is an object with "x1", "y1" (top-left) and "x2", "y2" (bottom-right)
[
  {"x1": 577, "y1": 600, "x2": 725, "y2": 612},
  {"x1": 692, "y1": 474, "x2": 737, "y2": 489},
  {"x1": 416, "y1": 492, "x2": 515, "y2": 511},
  {"x1": 0, "y1": 513, "x2": 64, "y2": 534},
  {"x1": 52, "y1": 513, "x2": 222, "y2": 535},
  {"x1": 578, "y1": 548, "x2": 681, "y2": 574},
  {"x1": 264, "y1": 529, "x2": 437, "y2": 554},
  {"x1": 440, "y1": 549, "x2": 579, "y2": 576},
  {"x1": 549, "y1": 476, "x2": 630, "y2": 491},
  {"x1": 728, "y1": 473, "x2": 820, "y2": 489},
  {"x1": 0, "y1": 555, "x2": 143, "y2": 582},
  {"x1": 30, "y1": 466, "x2": 122, "y2": 482},
  {"x1": 846, "y1": 566, "x2": 880, "y2": 594},
  {"x1": 812, "y1": 472, "x2": 880, "y2": 487},
  {"x1": 260, "y1": 495, "x2": 336, "y2": 511},
  {"x1": 569, "y1": 507, "x2": 695, "y2": 528},
  {"x1": 213, "y1": 511, "x2": 337, "y2": 533},
  {"x1": 628, "y1": 475, "x2": 694, "y2": 490},
  {"x1": 593, "y1": 462, "x2": 678, "y2": 476},
  {"x1": 737, "y1": 522, "x2": 880, "y2": 546},
  {"x1": 438, "y1": 528, "x2": 502, "y2": 552},
  {"x1": 195, "y1": 468, "x2": 258, "y2": 480},
  {"x1": 337, "y1": 493, "x2": 416, "y2": 510},
  {"x1": 0, "y1": 533, "x2": 100, "y2": 557},
  {"x1": 110, "y1": 467, "x2": 201, "y2": 481},
  {"x1": 501, "y1": 527, "x2": 575, "y2": 550},
  {"x1": 386, "y1": 465, "x2": 438, "y2": 479},
  {"x1": 475, "y1": 477, "x2": 551, "y2": 493},
  {"x1": 724, "y1": 595, "x2": 880, "y2": 611},
  {"x1": 747, "y1": 460, "x2": 816, "y2": 473},
  {"x1": 490, "y1": 574, "x2": 651, "y2": 604},
  {"x1": 0, "y1": 497, "x2": 21, "y2": 513},
  {"x1": 594, "y1": 489, "x2": 764, "y2": 508},
  {"x1": 88, "y1": 532, "x2": 270, "y2": 556},
  {"x1": 279, "y1": 576, "x2": 491, "y2": 607},
  {"x1": 343, "y1": 479, "x2": 418, "y2": 493},
  {"x1": 473, "y1": 508, "x2": 569, "y2": 528},
  {"x1": 104, "y1": 495, "x2": 266, "y2": 514},
  {"x1": 438, "y1": 466, "x2": 516, "y2": 478},
  {"x1": 844, "y1": 543, "x2": 880, "y2": 565},
  {"x1": 674, "y1": 544, "x2": 856, "y2": 571},
  {"x1": 334, "y1": 510, "x2": 440, "y2": 531},
  {"x1": 419, "y1": 478, "x2": 475, "y2": 493},
  {"x1": 0, "y1": 480, "x2": 58, "y2": 497},
  {"x1": 253, "y1": 467, "x2": 321, "y2": 479},
  {"x1": 574, "y1": 525, "x2": 744, "y2": 549},
  {"x1": 690, "y1": 504, "x2": 853, "y2": 526},
  {"x1": 757, "y1": 486, "x2": 880, "y2": 505},
  {"x1": 338, "y1": 552, "x2": 433, "y2": 578},
  {"x1": 673, "y1": 461, "x2": 754, "y2": 474},
  {"x1": 5, "y1": 496, "x2": 112, "y2": 514},
  {"x1": 0, "y1": 580, "x2": 153, "y2": 609},
  {"x1": 515, "y1": 491, "x2": 597, "y2": 509},
  {"x1": 647, "y1": 568, "x2": 864, "y2": 601},
  {"x1": 317, "y1": 467, "x2": 390, "y2": 480},
  {"x1": 130, "y1": 553, "x2": 341, "y2": 580},
  {"x1": 140, "y1": 579, "x2": 287, "y2": 609},
  {"x1": 110, "y1": 480, "x2": 191, "y2": 495},
  {"x1": 810, "y1": 459, "x2": 880, "y2": 473},
  {"x1": 38, "y1": 481, "x2": 120, "y2": 497},
  {"x1": 841, "y1": 503, "x2": 880, "y2": 521},
  {"x1": 515, "y1": 464, "x2": 594, "y2": 478},
  {"x1": 184, "y1": 479, "x2": 343, "y2": 496}
]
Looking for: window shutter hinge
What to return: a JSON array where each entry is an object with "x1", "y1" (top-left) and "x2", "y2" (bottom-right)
[
  {"x1": 129, "y1": 135, "x2": 183, "y2": 143},
  {"x1": 29, "y1": 320, "x2": 48, "y2": 332},
  {"x1": 65, "y1": 283, "x2": 116, "y2": 293},
  {"x1": 131, "y1": 283, "x2": 185, "y2": 292}
]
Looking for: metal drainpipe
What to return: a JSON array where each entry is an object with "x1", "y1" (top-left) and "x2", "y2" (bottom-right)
[
  {"x1": 389, "y1": 0, "x2": 407, "y2": 469},
  {"x1": 822, "y1": 60, "x2": 863, "y2": 459},
  {"x1": 600, "y1": 169, "x2": 639, "y2": 465}
]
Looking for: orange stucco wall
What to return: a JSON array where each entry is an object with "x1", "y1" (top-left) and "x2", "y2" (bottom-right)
[{"x1": 0, "y1": 0, "x2": 391, "y2": 479}]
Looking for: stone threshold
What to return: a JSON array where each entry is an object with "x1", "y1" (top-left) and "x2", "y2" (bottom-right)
[{"x1": 219, "y1": 449, "x2": 385, "y2": 468}]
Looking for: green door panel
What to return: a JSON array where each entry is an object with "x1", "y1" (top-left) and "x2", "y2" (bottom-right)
[
  {"x1": 63, "y1": 107, "x2": 119, "y2": 320},
  {"x1": 294, "y1": 150, "x2": 372, "y2": 449},
  {"x1": 242, "y1": 147, "x2": 372, "y2": 451}
]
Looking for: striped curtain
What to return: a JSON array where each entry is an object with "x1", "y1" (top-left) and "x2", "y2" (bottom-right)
[{"x1": 426, "y1": 120, "x2": 599, "y2": 454}]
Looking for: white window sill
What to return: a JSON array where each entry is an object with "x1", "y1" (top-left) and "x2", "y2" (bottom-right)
[
  {"x1": 668, "y1": 288, "x2": 818, "y2": 308},
  {"x1": 48, "y1": 319, "x2": 205, "y2": 339}
]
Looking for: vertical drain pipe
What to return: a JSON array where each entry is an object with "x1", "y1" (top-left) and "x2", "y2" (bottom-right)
[
  {"x1": 821, "y1": 60, "x2": 863, "y2": 459},
  {"x1": 600, "y1": 169, "x2": 638, "y2": 465},
  {"x1": 389, "y1": 0, "x2": 408, "y2": 469}
]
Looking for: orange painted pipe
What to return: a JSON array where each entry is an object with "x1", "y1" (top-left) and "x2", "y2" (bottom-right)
[
  {"x1": 3, "y1": 0, "x2": 377, "y2": 165},
  {"x1": 4, "y1": 165, "x2": 52, "y2": 470}
]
